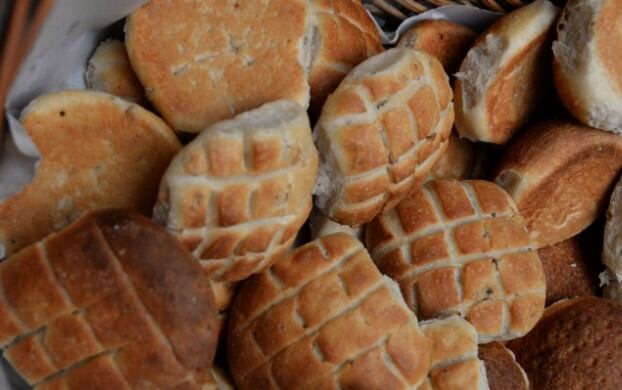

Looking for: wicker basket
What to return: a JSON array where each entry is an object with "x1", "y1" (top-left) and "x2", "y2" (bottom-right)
[{"x1": 363, "y1": 0, "x2": 533, "y2": 20}]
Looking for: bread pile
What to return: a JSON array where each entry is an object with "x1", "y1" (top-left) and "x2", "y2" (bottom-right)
[{"x1": 2, "y1": 0, "x2": 622, "y2": 388}]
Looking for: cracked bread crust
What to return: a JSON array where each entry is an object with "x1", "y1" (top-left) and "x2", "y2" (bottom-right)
[
  {"x1": 0, "y1": 210, "x2": 219, "y2": 388},
  {"x1": 227, "y1": 233, "x2": 431, "y2": 389},
  {"x1": 366, "y1": 179, "x2": 546, "y2": 343}
]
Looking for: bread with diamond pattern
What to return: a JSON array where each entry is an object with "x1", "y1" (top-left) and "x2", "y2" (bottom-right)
[
  {"x1": 366, "y1": 179, "x2": 546, "y2": 342},
  {"x1": 227, "y1": 233, "x2": 431, "y2": 389},
  {"x1": 0, "y1": 210, "x2": 219, "y2": 388},
  {"x1": 155, "y1": 100, "x2": 318, "y2": 284},
  {"x1": 314, "y1": 48, "x2": 454, "y2": 226}
]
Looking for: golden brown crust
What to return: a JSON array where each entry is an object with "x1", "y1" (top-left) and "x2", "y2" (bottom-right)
[
  {"x1": 227, "y1": 234, "x2": 431, "y2": 389},
  {"x1": 0, "y1": 90, "x2": 180, "y2": 258},
  {"x1": 315, "y1": 48, "x2": 454, "y2": 226},
  {"x1": 126, "y1": 0, "x2": 310, "y2": 133},
  {"x1": 366, "y1": 179, "x2": 546, "y2": 342},
  {"x1": 537, "y1": 237, "x2": 598, "y2": 306},
  {"x1": 478, "y1": 342, "x2": 528, "y2": 390},
  {"x1": 495, "y1": 119, "x2": 622, "y2": 248},
  {"x1": 595, "y1": 1, "x2": 622, "y2": 95},
  {"x1": 508, "y1": 297, "x2": 622, "y2": 389},
  {"x1": 156, "y1": 100, "x2": 318, "y2": 283},
  {"x1": 308, "y1": 0, "x2": 383, "y2": 117},
  {"x1": 428, "y1": 132, "x2": 476, "y2": 181},
  {"x1": 397, "y1": 20, "x2": 477, "y2": 74},
  {"x1": 0, "y1": 210, "x2": 219, "y2": 388}
]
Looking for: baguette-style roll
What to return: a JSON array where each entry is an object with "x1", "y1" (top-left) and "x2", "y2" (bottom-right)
[
  {"x1": 454, "y1": 0, "x2": 559, "y2": 144},
  {"x1": 603, "y1": 175, "x2": 622, "y2": 279},
  {"x1": 495, "y1": 119, "x2": 622, "y2": 249},
  {"x1": 309, "y1": 208, "x2": 363, "y2": 241},
  {"x1": 0, "y1": 210, "x2": 219, "y2": 388},
  {"x1": 366, "y1": 179, "x2": 546, "y2": 343},
  {"x1": 0, "y1": 91, "x2": 180, "y2": 258},
  {"x1": 315, "y1": 48, "x2": 454, "y2": 226},
  {"x1": 85, "y1": 39, "x2": 145, "y2": 105},
  {"x1": 478, "y1": 343, "x2": 529, "y2": 390},
  {"x1": 428, "y1": 132, "x2": 476, "y2": 181},
  {"x1": 227, "y1": 234, "x2": 431, "y2": 389},
  {"x1": 155, "y1": 100, "x2": 317, "y2": 283},
  {"x1": 538, "y1": 237, "x2": 598, "y2": 306},
  {"x1": 398, "y1": 20, "x2": 477, "y2": 74},
  {"x1": 553, "y1": 0, "x2": 622, "y2": 133},
  {"x1": 126, "y1": 0, "x2": 311, "y2": 133},
  {"x1": 419, "y1": 316, "x2": 489, "y2": 390},
  {"x1": 308, "y1": 0, "x2": 383, "y2": 117},
  {"x1": 508, "y1": 297, "x2": 622, "y2": 389}
]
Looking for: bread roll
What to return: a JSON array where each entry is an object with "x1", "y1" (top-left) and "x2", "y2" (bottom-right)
[
  {"x1": 538, "y1": 237, "x2": 598, "y2": 305},
  {"x1": 428, "y1": 132, "x2": 476, "y2": 181},
  {"x1": 366, "y1": 179, "x2": 546, "y2": 342},
  {"x1": 227, "y1": 234, "x2": 431, "y2": 389},
  {"x1": 155, "y1": 100, "x2": 317, "y2": 283},
  {"x1": 508, "y1": 297, "x2": 622, "y2": 389},
  {"x1": 553, "y1": 0, "x2": 622, "y2": 133},
  {"x1": 478, "y1": 343, "x2": 528, "y2": 390},
  {"x1": 0, "y1": 91, "x2": 180, "y2": 258},
  {"x1": 309, "y1": 208, "x2": 363, "y2": 240},
  {"x1": 603, "y1": 175, "x2": 622, "y2": 278},
  {"x1": 0, "y1": 210, "x2": 219, "y2": 388},
  {"x1": 201, "y1": 366, "x2": 234, "y2": 390},
  {"x1": 315, "y1": 48, "x2": 454, "y2": 226},
  {"x1": 419, "y1": 316, "x2": 489, "y2": 390},
  {"x1": 495, "y1": 119, "x2": 622, "y2": 248},
  {"x1": 85, "y1": 39, "x2": 146, "y2": 105},
  {"x1": 308, "y1": 0, "x2": 383, "y2": 117},
  {"x1": 454, "y1": 0, "x2": 559, "y2": 144},
  {"x1": 602, "y1": 270, "x2": 622, "y2": 302},
  {"x1": 126, "y1": 0, "x2": 311, "y2": 133},
  {"x1": 397, "y1": 20, "x2": 477, "y2": 74}
]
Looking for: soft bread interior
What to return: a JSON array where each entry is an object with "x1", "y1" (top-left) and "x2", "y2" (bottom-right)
[{"x1": 346, "y1": 48, "x2": 407, "y2": 81}]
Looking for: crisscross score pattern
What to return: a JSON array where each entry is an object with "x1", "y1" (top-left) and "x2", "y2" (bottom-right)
[
  {"x1": 0, "y1": 211, "x2": 219, "y2": 389},
  {"x1": 419, "y1": 316, "x2": 488, "y2": 390},
  {"x1": 156, "y1": 101, "x2": 318, "y2": 283},
  {"x1": 227, "y1": 234, "x2": 431, "y2": 389},
  {"x1": 366, "y1": 180, "x2": 546, "y2": 342},
  {"x1": 314, "y1": 48, "x2": 454, "y2": 226}
]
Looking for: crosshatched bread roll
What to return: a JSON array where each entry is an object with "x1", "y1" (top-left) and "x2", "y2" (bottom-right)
[
  {"x1": 0, "y1": 210, "x2": 219, "y2": 388},
  {"x1": 478, "y1": 342, "x2": 528, "y2": 390},
  {"x1": 397, "y1": 20, "x2": 478, "y2": 74},
  {"x1": 86, "y1": 39, "x2": 146, "y2": 105},
  {"x1": 454, "y1": 0, "x2": 559, "y2": 144},
  {"x1": 309, "y1": 208, "x2": 363, "y2": 240},
  {"x1": 495, "y1": 119, "x2": 622, "y2": 249},
  {"x1": 366, "y1": 179, "x2": 546, "y2": 342},
  {"x1": 0, "y1": 90, "x2": 180, "y2": 259},
  {"x1": 553, "y1": 0, "x2": 622, "y2": 133},
  {"x1": 538, "y1": 237, "x2": 598, "y2": 306},
  {"x1": 227, "y1": 233, "x2": 431, "y2": 389},
  {"x1": 428, "y1": 132, "x2": 476, "y2": 181},
  {"x1": 308, "y1": 0, "x2": 383, "y2": 116},
  {"x1": 155, "y1": 100, "x2": 317, "y2": 283},
  {"x1": 314, "y1": 48, "x2": 454, "y2": 226},
  {"x1": 126, "y1": 0, "x2": 310, "y2": 133},
  {"x1": 603, "y1": 175, "x2": 622, "y2": 279},
  {"x1": 419, "y1": 316, "x2": 489, "y2": 390},
  {"x1": 508, "y1": 297, "x2": 622, "y2": 389}
]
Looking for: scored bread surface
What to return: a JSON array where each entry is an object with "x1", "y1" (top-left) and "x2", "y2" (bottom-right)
[
  {"x1": 227, "y1": 234, "x2": 431, "y2": 389},
  {"x1": 126, "y1": 0, "x2": 310, "y2": 133},
  {"x1": 419, "y1": 316, "x2": 489, "y2": 390},
  {"x1": 315, "y1": 48, "x2": 454, "y2": 226},
  {"x1": 0, "y1": 210, "x2": 219, "y2": 389},
  {"x1": 366, "y1": 179, "x2": 546, "y2": 343},
  {"x1": 155, "y1": 100, "x2": 318, "y2": 283}
]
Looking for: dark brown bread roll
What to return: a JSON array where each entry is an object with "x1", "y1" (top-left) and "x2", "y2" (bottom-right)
[{"x1": 478, "y1": 342, "x2": 528, "y2": 390}]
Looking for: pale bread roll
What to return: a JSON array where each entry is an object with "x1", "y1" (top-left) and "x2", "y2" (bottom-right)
[
  {"x1": 553, "y1": 0, "x2": 622, "y2": 133},
  {"x1": 309, "y1": 208, "x2": 363, "y2": 241},
  {"x1": 419, "y1": 316, "x2": 489, "y2": 390},
  {"x1": 227, "y1": 234, "x2": 432, "y2": 389},
  {"x1": 478, "y1": 343, "x2": 529, "y2": 390},
  {"x1": 0, "y1": 91, "x2": 180, "y2": 258},
  {"x1": 603, "y1": 175, "x2": 622, "y2": 279},
  {"x1": 601, "y1": 270, "x2": 622, "y2": 302},
  {"x1": 308, "y1": 0, "x2": 383, "y2": 116},
  {"x1": 155, "y1": 100, "x2": 317, "y2": 283},
  {"x1": 366, "y1": 179, "x2": 546, "y2": 343},
  {"x1": 495, "y1": 119, "x2": 622, "y2": 249},
  {"x1": 85, "y1": 39, "x2": 146, "y2": 105},
  {"x1": 397, "y1": 20, "x2": 477, "y2": 74},
  {"x1": 454, "y1": 0, "x2": 560, "y2": 144},
  {"x1": 428, "y1": 132, "x2": 476, "y2": 181},
  {"x1": 126, "y1": 0, "x2": 311, "y2": 133},
  {"x1": 314, "y1": 48, "x2": 454, "y2": 226}
]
